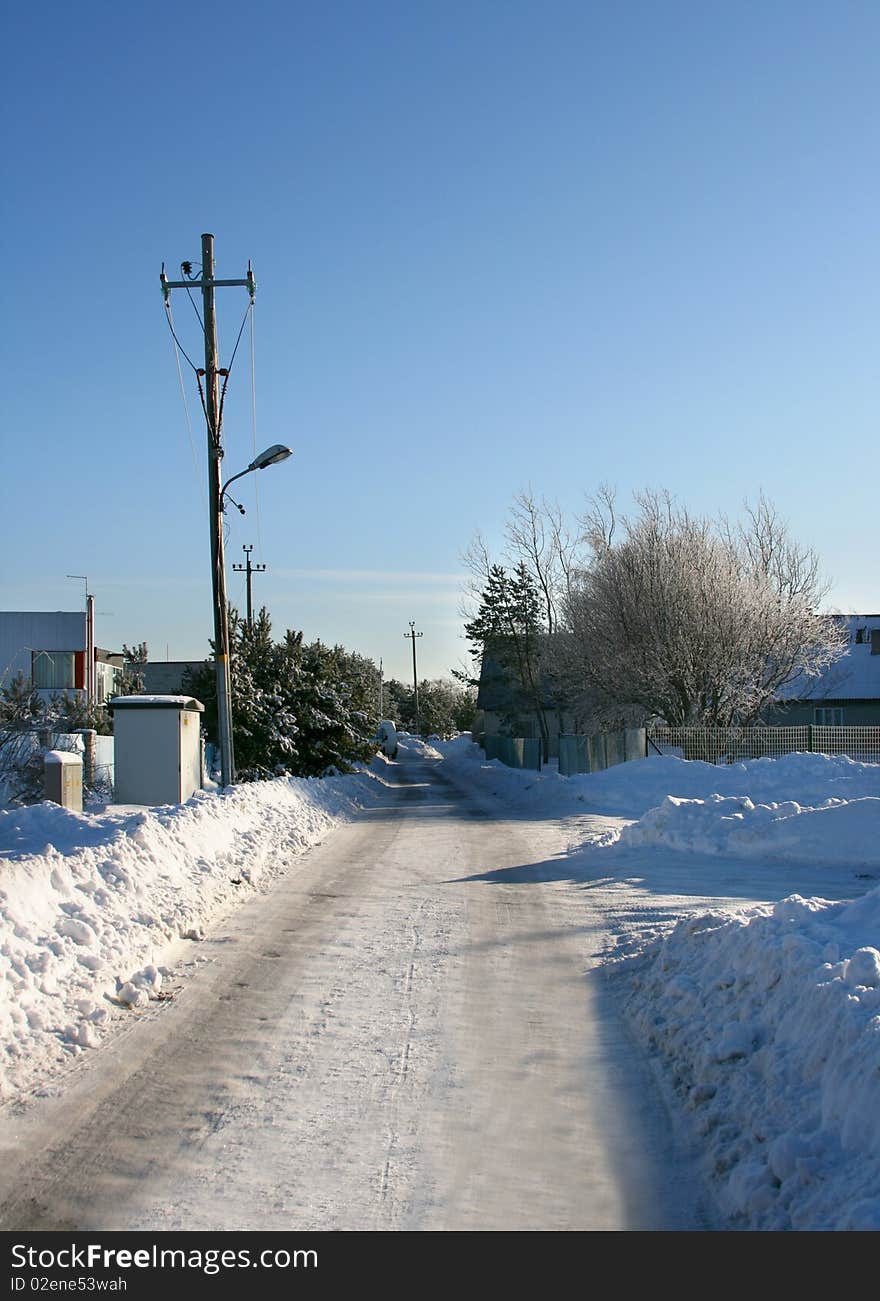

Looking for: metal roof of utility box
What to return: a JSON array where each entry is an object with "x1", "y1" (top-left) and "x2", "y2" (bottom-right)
[{"x1": 110, "y1": 695, "x2": 204, "y2": 711}]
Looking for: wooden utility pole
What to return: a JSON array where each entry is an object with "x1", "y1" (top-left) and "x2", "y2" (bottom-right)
[
  {"x1": 160, "y1": 234, "x2": 256, "y2": 788},
  {"x1": 232, "y1": 545, "x2": 266, "y2": 628},
  {"x1": 404, "y1": 621, "x2": 423, "y2": 735}
]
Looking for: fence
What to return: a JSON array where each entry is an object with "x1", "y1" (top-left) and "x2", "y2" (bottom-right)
[
  {"x1": 649, "y1": 725, "x2": 880, "y2": 766},
  {"x1": 558, "y1": 728, "x2": 647, "y2": 776},
  {"x1": 94, "y1": 733, "x2": 115, "y2": 789},
  {"x1": 483, "y1": 734, "x2": 542, "y2": 771}
]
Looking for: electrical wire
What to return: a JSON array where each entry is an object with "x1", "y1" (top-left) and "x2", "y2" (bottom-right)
[
  {"x1": 164, "y1": 270, "x2": 253, "y2": 498},
  {"x1": 165, "y1": 301, "x2": 206, "y2": 501},
  {"x1": 163, "y1": 301, "x2": 200, "y2": 374},
  {"x1": 226, "y1": 300, "x2": 251, "y2": 377},
  {"x1": 249, "y1": 303, "x2": 265, "y2": 562},
  {"x1": 215, "y1": 299, "x2": 252, "y2": 438},
  {"x1": 184, "y1": 282, "x2": 205, "y2": 333}
]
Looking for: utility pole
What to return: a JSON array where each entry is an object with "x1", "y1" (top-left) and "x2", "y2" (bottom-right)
[
  {"x1": 404, "y1": 621, "x2": 423, "y2": 735},
  {"x1": 232, "y1": 545, "x2": 266, "y2": 628},
  {"x1": 67, "y1": 575, "x2": 93, "y2": 705},
  {"x1": 160, "y1": 233, "x2": 256, "y2": 788}
]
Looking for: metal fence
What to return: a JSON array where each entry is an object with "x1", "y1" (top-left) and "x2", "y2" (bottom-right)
[
  {"x1": 649, "y1": 725, "x2": 880, "y2": 766},
  {"x1": 558, "y1": 729, "x2": 647, "y2": 776},
  {"x1": 483, "y1": 734, "x2": 542, "y2": 771}
]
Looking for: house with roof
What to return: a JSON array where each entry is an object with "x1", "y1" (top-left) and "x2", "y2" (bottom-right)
[
  {"x1": 473, "y1": 644, "x2": 574, "y2": 757},
  {"x1": 766, "y1": 615, "x2": 880, "y2": 726}
]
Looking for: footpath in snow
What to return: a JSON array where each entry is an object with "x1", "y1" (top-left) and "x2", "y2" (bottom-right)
[{"x1": 1, "y1": 736, "x2": 879, "y2": 1230}]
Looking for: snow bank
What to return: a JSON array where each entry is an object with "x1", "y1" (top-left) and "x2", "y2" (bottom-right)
[
  {"x1": 590, "y1": 751, "x2": 880, "y2": 819},
  {"x1": 615, "y1": 889, "x2": 880, "y2": 1230},
  {"x1": 0, "y1": 766, "x2": 387, "y2": 1099},
  {"x1": 616, "y1": 794, "x2": 880, "y2": 869},
  {"x1": 437, "y1": 738, "x2": 880, "y2": 819}
]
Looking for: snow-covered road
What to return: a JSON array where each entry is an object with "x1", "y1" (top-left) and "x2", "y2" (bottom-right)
[{"x1": 0, "y1": 750, "x2": 715, "y2": 1231}]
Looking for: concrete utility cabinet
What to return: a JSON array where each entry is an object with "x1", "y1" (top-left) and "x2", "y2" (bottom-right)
[
  {"x1": 44, "y1": 750, "x2": 83, "y2": 812},
  {"x1": 111, "y1": 695, "x2": 204, "y2": 806}
]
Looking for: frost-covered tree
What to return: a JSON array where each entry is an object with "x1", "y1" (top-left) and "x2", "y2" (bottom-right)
[{"x1": 558, "y1": 491, "x2": 847, "y2": 727}]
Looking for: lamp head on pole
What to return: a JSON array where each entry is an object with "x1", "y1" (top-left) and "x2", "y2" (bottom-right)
[{"x1": 248, "y1": 444, "x2": 292, "y2": 472}]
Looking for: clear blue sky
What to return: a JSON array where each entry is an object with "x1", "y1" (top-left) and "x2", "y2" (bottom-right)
[{"x1": 2, "y1": 1, "x2": 877, "y2": 683}]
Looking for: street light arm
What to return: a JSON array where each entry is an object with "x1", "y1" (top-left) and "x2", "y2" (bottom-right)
[
  {"x1": 220, "y1": 445, "x2": 293, "y2": 506},
  {"x1": 220, "y1": 465, "x2": 253, "y2": 503}
]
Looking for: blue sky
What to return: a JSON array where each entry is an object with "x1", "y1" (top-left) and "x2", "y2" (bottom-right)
[{"x1": 2, "y1": 1, "x2": 877, "y2": 682}]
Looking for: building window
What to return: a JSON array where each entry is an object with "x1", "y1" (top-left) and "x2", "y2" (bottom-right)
[
  {"x1": 814, "y1": 707, "x2": 844, "y2": 726},
  {"x1": 32, "y1": 651, "x2": 76, "y2": 691},
  {"x1": 96, "y1": 661, "x2": 123, "y2": 704}
]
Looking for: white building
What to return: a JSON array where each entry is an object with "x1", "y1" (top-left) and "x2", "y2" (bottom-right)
[{"x1": 0, "y1": 611, "x2": 123, "y2": 705}]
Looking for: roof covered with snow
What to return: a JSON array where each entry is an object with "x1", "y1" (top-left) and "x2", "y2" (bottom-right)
[
  {"x1": 781, "y1": 615, "x2": 880, "y2": 701},
  {"x1": 109, "y1": 695, "x2": 204, "y2": 711}
]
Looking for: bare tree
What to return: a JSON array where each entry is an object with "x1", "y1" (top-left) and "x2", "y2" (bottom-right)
[
  {"x1": 461, "y1": 493, "x2": 586, "y2": 630},
  {"x1": 505, "y1": 491, "x2": 583, "y2": 633},
  {"x1": 460, "y1": 493, "x2": 587, "y2": 750},
  {"x1": 559, "y1": 491, "x2": 847, "y2": 727}
]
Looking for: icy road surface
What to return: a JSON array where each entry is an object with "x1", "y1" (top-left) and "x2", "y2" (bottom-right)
[{"x1": 0, "y1": 751, "x2": 717, "y2": 1231}]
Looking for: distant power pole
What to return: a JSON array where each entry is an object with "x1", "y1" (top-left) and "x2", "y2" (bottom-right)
[
  {"x1": 404, "y1": 621, "x2": 423, "y2": 734},
  {"x1": 232, "y1": 545, "x2": 266, "y2": 628}
]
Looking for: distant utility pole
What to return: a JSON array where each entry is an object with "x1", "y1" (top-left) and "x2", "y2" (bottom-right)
[
  {"x1": 67, "y1": 575, "x2": 94, "y2": 705},
  {"x1": 232, "y1": 545, "x2": 266, "y2": 628},
  {"x1": 160, "y1": 233, "x2": 256, "y2": 788},
  {"x1": 404, "y1": 621, "x2": 423, "y2": 734}
]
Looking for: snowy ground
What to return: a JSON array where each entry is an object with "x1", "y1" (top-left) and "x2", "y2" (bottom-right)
[{"x1": 1, "y1": 737, "x2": 879, "y2": 1230}]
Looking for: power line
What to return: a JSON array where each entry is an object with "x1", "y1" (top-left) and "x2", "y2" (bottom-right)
[{"x1": 165, "y1": 301, "x2": 205, "y2": 500}]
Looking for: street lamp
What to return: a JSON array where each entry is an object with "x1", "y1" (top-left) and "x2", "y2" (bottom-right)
[
  {"x1": 212, "y1": 445, "x2": 293, "y2": 787},
  {"x1": 221, "y1": 444, "x2": 293, "y2": 504}
]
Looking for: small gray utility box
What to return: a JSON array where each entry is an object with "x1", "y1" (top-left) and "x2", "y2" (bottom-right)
[
  {"x1": 44, "y1": 750, "x2": 83, "y2": 812},
  {"x1": 111, "y1": 695, "x2": 204, "y2": 806}
]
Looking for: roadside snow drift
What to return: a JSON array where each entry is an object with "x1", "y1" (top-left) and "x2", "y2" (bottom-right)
[
  {"x1": 616, "y1": 889, "x2": 880, "y2": 1230},
  {"x1": 0, "y1": 768, "x2": 386, "y2": 1099}
]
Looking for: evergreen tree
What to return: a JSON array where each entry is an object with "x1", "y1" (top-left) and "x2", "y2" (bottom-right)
[
  {"x1": 185, "y1": 608, "x2": 379, "y2": 780},
  {"x1": 463, "y1": 562, "x2": 552, "y2": 758},
  {"x1": 383, "y1": 678, "x2": 475, "y2": 737},
  {"x1": 120, "y1": 642, "x2": 148, "y2": 695}
]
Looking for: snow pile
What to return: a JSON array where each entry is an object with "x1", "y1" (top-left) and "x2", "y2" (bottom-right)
[
  {"x1": 588, "y1": 751, "x2": 880, "y2": 819},
  {"x1": 616, "y1": 793, "x2": 880, "y2": 868},
  {"x1": 0, "y1": 766, "x2": 387, "y2": 1099},
  {"x1": 617, "y1": 889, "x2": 880, "y2": 1230}
]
